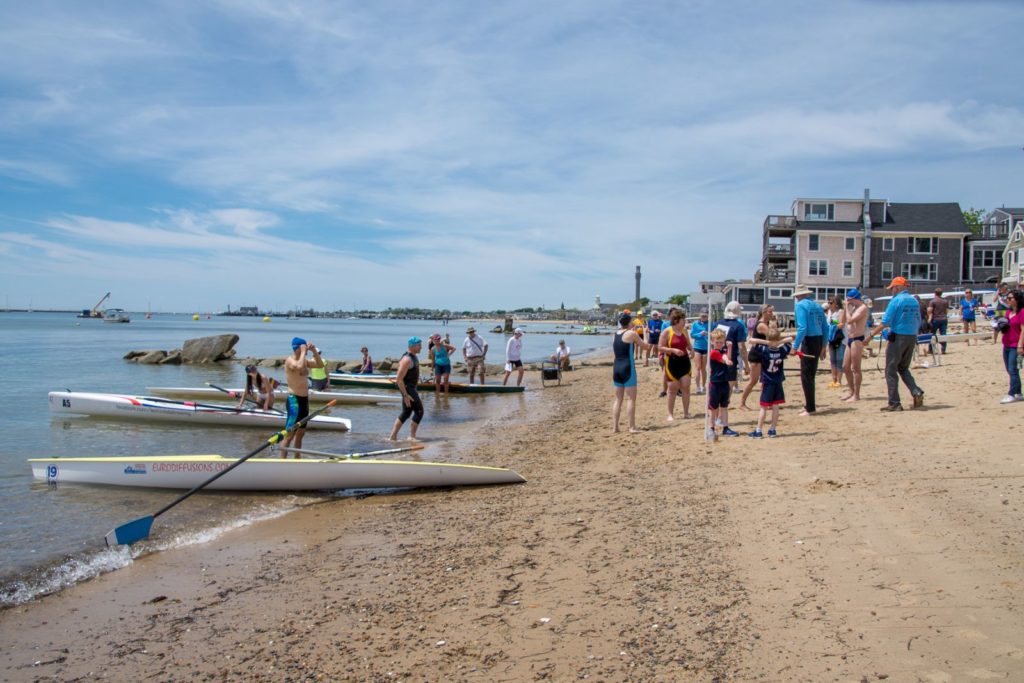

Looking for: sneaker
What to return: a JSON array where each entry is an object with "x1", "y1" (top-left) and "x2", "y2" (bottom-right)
[
  {"x1": 767, "y1": 428, "x2": 777, "y2": 438},
  {"x1": 912, "y1": 393, "x2": 924, "y2": 409},
  {"x1": 880, "y1": 403, "x2": 903, "y2": 412},
  {"x1": 722, "y1": 427, "x2": 740, "y2": 437},
  {"x1": 748, "y1": 430, "x2": 763, "y2": 439},
  {"x1": 1016, "y1": 394, "x2": 1024, "y2": 401},
  {"x1": 1000, "y1": 394, "x2": 1017, "y2": 404}
]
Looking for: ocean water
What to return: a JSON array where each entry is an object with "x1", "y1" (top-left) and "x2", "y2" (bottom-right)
[{"x1": 0, "y1": 312, "x2": 610, "y2": 605}]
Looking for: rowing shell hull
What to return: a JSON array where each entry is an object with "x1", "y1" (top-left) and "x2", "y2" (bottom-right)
[
  {"x1": 329, "y1": 374, "x2": 525, "y2": 394},
  {"x1": 48, "y1": 392, "x2": 351, "y2": 431},
  {"x1": 146, "y1": 386, "x2": 399, "y2": 405},
  {"x1": 29, "y1": 455, "x2": 526, "y2": 491}
]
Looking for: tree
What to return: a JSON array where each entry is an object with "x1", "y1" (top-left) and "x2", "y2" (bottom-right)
[
  {"x1": 963, "y1": 207, "x2": 985, "y2": 236},
  {"x1": 667, "y1": 294, "x2": 688, "y2": 306}
]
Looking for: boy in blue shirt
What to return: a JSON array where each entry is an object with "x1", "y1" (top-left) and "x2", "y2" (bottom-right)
[
  {"x1": 747, "y1": 328, "x2": 794, "y2": 438},
  {"x1": 708, "y1": 328, "x2": 739, "y2": 437}
]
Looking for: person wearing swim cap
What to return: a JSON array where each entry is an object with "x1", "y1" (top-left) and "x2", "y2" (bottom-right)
[
  {"x1": 389, "y1": 337, "x2": 424, "y2": 441},
  {"x1": 281, "y1": 336, "x2": 323, "y2": 457}
]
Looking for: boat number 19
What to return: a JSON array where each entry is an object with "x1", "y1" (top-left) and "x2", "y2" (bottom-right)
[{"x1": 46, "y1": 465, "x2": 58, "y2": 481}]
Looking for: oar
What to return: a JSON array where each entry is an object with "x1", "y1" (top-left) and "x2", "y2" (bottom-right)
[
  {"x1": 104, "y1": 400, "x2": 338, "y2": 547},
  {"x1": 206, "y1": 382, "x2": 284, "y2": 414},
  {"x1": 137, "y1": 394, "x2": 265, "y2": 415},
  {"x1": 278, "y1": 443, "x2": 425, "y2": 460}
]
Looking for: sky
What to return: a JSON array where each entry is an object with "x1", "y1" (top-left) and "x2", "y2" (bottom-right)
[{"x1": 1, "y1": 0, "x2": 1022, "y2": 313}]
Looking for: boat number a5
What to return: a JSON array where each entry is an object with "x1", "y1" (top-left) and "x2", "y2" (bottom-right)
[
  {"x1": 61, "y1": 398, "x2": 71, "y2": 408},
  {"x1": 46, "y1": 465, "x2": 58, "y2": 482}
]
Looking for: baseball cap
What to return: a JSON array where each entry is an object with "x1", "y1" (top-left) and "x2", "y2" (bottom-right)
[
  {"x1": 885, "y1": 277, "x2": 908, "y2": 289},
  {"x1": 514, "y1": 327, "x2": 524, "y2": 334}
]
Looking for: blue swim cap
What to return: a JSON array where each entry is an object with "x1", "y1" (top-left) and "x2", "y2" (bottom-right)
[
  {"x1": 846, "y1": 288, "x2": 862, "y2": 300},
  {"x1": 408, "y1": 336, "x2": 422, "y2": 346},
  {"x1": 291, "y1": 337, "x2": 306, "y2": 350}
]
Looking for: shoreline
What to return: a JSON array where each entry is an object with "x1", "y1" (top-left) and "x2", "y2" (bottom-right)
[{"x1": 2, "y1": 342, "x2": 1022, "y2": 680}]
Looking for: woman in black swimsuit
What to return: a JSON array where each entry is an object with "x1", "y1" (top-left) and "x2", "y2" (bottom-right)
[
  {"x1": 739, "y1": 305, "x2": 774, "y2": 410},
  {"x1": 612, "y1": 312, "x2": 648, "y2": 433}
]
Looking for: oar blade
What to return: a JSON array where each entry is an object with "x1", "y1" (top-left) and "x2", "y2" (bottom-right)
[{"x1": 105, "y1": 515, "x2": 154, "y2": 547}]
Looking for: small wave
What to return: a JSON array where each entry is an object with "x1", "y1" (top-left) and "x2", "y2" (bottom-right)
[{"x1": 0, "y1": 499, "x2": 308, "y2": 607}]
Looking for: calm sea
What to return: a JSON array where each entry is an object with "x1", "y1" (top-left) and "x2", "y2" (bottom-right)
[{"x1": 0, "y1": 312, "x2": 609, "y2": 605}]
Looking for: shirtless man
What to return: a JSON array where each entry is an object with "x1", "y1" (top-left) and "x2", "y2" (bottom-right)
[
  {"x1": 841, "y1": 288, "x2": 869, "y2": 402},
  {"x1": 281, "y1": 336, "x2": 323, "y2": 458}
]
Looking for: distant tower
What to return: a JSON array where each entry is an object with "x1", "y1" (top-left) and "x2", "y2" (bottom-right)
[
  {"x1": 635, "y1": 266, "x2": 641, "y2": 303},
  {"x1": 594, "y1": 295, "x2": 601, "y2": 310}
]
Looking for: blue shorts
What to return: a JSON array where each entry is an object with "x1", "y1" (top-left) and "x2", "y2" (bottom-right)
[
  {"x1": 434, "y1": 362, "x2": 451, "y2": 375},
  {"x1": 708, "y1": 382, "x2": 731, "y2": 409},
  {"x1": 760, "y1": 381, "x2": 786, "y2": 407},
  {"x1": 962, "y1": 313, "x2": 975, "y2": 322}
]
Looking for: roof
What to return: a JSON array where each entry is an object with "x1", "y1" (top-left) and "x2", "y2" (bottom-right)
[
  {"x1": 989, "y1": 207, "x2": 1024, "y2": 218},
  {"x1": 877, "y1": 203, "x2": 969, "y2": 234}
]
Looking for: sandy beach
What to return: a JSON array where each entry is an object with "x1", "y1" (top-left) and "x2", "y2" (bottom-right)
[{"x1": 2, "y1": 340, "x2": 1022, "y2": 681}]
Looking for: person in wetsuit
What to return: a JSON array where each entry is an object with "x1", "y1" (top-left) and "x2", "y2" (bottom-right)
[
  {"x1": 389, "y1": 337, "x2": 424, "y2": 441},
  {"x1": 657, "y1": 307, "x2": 693, "y2": 421},
  {"x1": 612, "y1": 311, "x2": 649, "y2": 433}
]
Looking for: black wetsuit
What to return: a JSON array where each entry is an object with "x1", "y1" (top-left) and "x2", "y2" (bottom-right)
[{"x1": 397, "y1": 352, "x2": 424, "y2": 424}]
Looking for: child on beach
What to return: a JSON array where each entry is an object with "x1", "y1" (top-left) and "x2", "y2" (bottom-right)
[
  {"x1": 708, "y1": 328, "x2": 739, "y2": 437},
  {"x1": 746, "y1": 327, "x2": 793, "y2": 438}
]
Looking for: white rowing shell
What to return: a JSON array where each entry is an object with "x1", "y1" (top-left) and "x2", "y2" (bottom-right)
[
  {"x1": 29, "y1": 455, "x2": 526, "y2": 490},
  {"x1": 146, "y1": 386, "x2": 399, "y2": 405},
  {"x1": 48, "y1": 392, "x2": 351, "y2": 431}
]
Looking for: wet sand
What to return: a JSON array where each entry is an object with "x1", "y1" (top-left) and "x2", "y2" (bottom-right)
[{"x1": 2, "y1": 341, "x2": 1022, "y2": 681}]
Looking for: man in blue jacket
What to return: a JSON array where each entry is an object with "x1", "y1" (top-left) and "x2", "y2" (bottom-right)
[
  {"x1": 792, "y1": 285, "x2": 828, "y2": 415},
  {"x1": 869, "y1": 277, "x2": 925, "y2": 411}
]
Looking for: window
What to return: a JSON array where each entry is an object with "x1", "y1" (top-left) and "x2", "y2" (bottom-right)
[
  {"x1": 843, "y1": 260, "x2": 854, "y2": 277},
  {"x1": 808, "y1": 259, "x2": 828, "y2": 276},
  {"x1": 845, "y1": 237, "x2": 856, "y2": 251},
  {"x1": 972, "y1": 249, "x2": 1003, "y2": 268},
  {"x1": 803, "y1": 203, "x2": 834, "y2": 220},
  {"x1": 736, "y1": 289, "x2": 765, "y2": 305},
  {"x1": 768, "y1": 288, "x2": 793, "y2": 298},
  {"x1": 901, "y1": 263, "x2": 937, "y2": 281},
  {"x1": 908, "y1": 237, "x2": 938, "y2": 254},
  {"x1": 881, "y1": 262, "x2": 893, "y2": 280},
  {"x1": 808, "y1": 234, "x2": 820, "y2": 251},
  {"x1": 811, "y1": 287, "x2": 844, "y2": 301},
  {"x1": 882, "y1": 237, "x2": 894, "y2": 252}
]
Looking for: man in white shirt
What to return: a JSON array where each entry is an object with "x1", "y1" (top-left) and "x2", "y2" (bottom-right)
[
  {"x1": 503, "y1": 328, "x2": 525, "y2": 386},
  {"x1": 550, "y1": 340, "x2": 571, "y2": 370},
  {"x1": 462, "y1": 326, "x2": 489, "y2": 384}
]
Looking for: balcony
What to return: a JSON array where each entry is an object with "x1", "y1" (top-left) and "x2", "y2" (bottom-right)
[
  {"x1": 766, "y1": 243, "x2": 794, "y2": 257},
  {"x1": 759, "y1": 269, "x2": 795, "y2": 283},
  {"x1": 764, "y1": 215, "x2": 798, "y2": 231}
]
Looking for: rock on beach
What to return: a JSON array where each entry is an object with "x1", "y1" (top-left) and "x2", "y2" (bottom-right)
[{"x1": 124, "y1": 334, "x2": 239, "y2": 364}]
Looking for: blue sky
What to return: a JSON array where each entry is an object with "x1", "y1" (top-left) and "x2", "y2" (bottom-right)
[{"x1": 1, "y1": 1, "x2": 1022, "y2": 312}]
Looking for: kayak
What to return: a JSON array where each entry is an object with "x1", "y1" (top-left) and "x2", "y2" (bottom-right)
[
  {"x1": 146, "y1": 386, "x2": 399, "y2": 405},
  {"x1": 30, "y1": 455, "x2": 525, "y2": 490},
  {"x1": 48, "y1": 392, "x2": 351, "y2": 431},
  {"x1": 329, "y1": 373, "x2": 525, "y2": 394}
]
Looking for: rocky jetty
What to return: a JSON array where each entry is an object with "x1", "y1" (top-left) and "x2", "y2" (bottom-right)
[{"x1": 124, "y1": 334, "x2": 239, "y2": 364}]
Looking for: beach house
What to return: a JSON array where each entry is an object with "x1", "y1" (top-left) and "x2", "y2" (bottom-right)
[
  {"x1": 965, "y1": 207, "x2": 1023, "y2": 285},
  {"x1": 1003, "y1": 219, "x2": 1024, "y2": 286},
  {"x1": 749, "y1": 190, "x2": 970, "y2": 314}
]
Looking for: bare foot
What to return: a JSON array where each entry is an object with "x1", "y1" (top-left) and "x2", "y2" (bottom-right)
[
  {"x1": 629, "y1": 427, "x2": 641, "y2": 434},
  {"x1": 839, "y1": 393, "x2": 853, "y2": 401},
  {"x1": 738, "y1": 404, "x2": 751, "y2": 411},
  {"x1": 798, "y1": 409, "x2": 814, "y2": 416},
  {"x1": 842, "y1": 395, "x2": 859, "y2": 402},
  {"x1": 682, "y1": 413, "x2": 692, "y2": 419},
  {"x1": 666, "y1": 415, "x2": 675, "y2": 422}
]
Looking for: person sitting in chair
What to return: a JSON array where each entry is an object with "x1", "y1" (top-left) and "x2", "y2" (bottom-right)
[{"x1": 550, "y1": 339, "x2": 572, "y2": 370}]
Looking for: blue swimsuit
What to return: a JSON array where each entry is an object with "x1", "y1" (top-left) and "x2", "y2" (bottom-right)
[{"x1": 612, "y1": 331, "x2": 637, "y2": 388}]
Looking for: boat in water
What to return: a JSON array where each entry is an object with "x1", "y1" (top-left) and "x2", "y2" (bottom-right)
[
  {"x1": 48, "y1": 391, "x2": 351, "y2": 431},
  {"x1": 30, "y1": 454, "x2": 525, "y2": 490},
  {"x1": 102, "y1": 308, "x2": 130, "y2": 323},
  {"x1": 329, "y1": 373, "x2": 525, "y2": 394},
  {"x1": 146, "y1": 386, "x2": 400, "y2": 405}
]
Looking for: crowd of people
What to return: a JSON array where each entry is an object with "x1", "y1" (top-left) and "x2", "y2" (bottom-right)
[{"x1": 609, "y1": 278, "x2": 1024, "y2": 436}]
